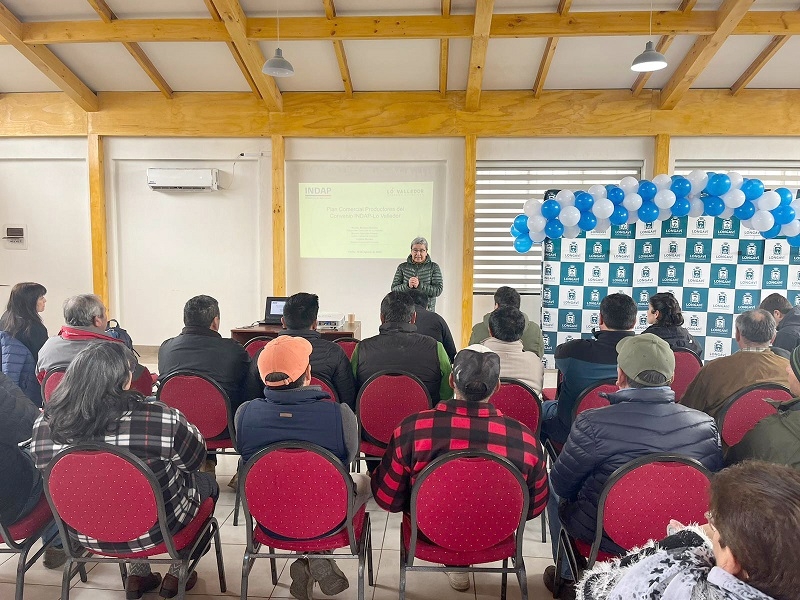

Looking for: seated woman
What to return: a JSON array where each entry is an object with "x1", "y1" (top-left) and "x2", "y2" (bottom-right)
[
  {"x1": 30, "y1": 341, "x2": 216, "y2": 600},
  {"x1": 577, "y1": 460, "x2": 800, "y2": 600},
  {"x1": 0, "y1": 281, "x2": 49, "y2": 361},
  {"x1": 642, "y1": 292, "x2": 703, "y2": 356}
]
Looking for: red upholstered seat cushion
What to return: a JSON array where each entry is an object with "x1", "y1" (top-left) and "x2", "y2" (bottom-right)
[
  {"x1": 0, "y1": 495, "x2": 54, "y2": 542},
  {"x1": 359, "y1": 440, "x2": 386, "y2": 458},
  {"x1": 573, "y1": 539, "x2": 617, "y2": 564},
  {"x1": 253, "y1": 504, "x2": 366, "y2": 552},
  {"x1": 541, "y1": 388, "x2": 557, "y2": 402},
  {"x1": 206, "y1": 439, "x2": 235, "y2": 450}
]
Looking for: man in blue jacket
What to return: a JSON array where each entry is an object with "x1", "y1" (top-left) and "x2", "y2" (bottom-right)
[{"x1": 544, "y1": 334, "x2": 723, "y2": 599}]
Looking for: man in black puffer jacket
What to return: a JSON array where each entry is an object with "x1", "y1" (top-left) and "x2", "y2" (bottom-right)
[{"x1": 544, "y1": 334, "x2": 722, "y2": 598}]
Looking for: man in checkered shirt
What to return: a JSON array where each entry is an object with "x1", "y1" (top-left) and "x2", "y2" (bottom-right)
[{"x1": 371, "y1": 344, "x2": 548, "y2": 592}]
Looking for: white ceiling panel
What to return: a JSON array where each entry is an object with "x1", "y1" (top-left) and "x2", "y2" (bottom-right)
[
  {"x1": 751, "y1": 0, "x2": 800, "y2": 9},
  {"x1": 483, "y1": 38, "x2": 549, "y2": 90},
  {"x1": 452, "y1": 0, "x2": 556, "y2": 14},
  {"x1": 643, "y1": 35, "x2": 698, "y2": 89},
  {"x1": 747, "y1": 36, "x2": 800, "y2": 89},
  {"x1": 692, "y1": 36, "x2": 774, "y2": 89},
  {"x1": 0, "y1": 47, "x2": 61, "y2": 92},
  {"x1": 257, "y1": 41, "x2": 345, "y2": 92},
  {"x1": 571, "y1": 1, "x2": 682, "y2": 11},
  {"x1": 447, "y1": 38, "x2": 471, "y2": 90},
  {"x1": 241, "y1": 0, "x2": 324, "y2": 17},
  {"x1": 47, "y1": 43, "x2": 159, "y2": 92},
  {"x1": 546, "y1": 36, "x2": 659, "y2": 89},
  {"x1": 0, "y1": 0, "x2": 97, "y2": 21},
  {"x1": 136, "y1": 43, "x2": 251, "y2": 92},
  {"x1": 344, "y1": 40, "x2": 440, "y2": 91},
  {"x1": 336, "y1": 0, "x2": 440, "y2": 15},
  {"x1": 106, "y1": 0, "x2": 209, "y2": 19}
]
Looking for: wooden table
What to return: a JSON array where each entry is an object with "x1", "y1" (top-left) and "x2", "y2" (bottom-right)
[{"x1": 230, "y1": 321, "x2": 361, "y2": 345}]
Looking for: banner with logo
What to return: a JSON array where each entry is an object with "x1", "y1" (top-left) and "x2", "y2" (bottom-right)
[{"x1": 541, "y1": 215, "x2": 800, "y2": 367}]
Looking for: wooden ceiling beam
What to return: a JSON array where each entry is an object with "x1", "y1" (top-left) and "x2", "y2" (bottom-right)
[
  {"x1": 203, "y1": 0, "x2": 260, "y2": 96},
  {"x1": 0, "y1": 2, "x2": 98, "y2": 111},
  {"x1": 660, "y1": 0, "x2": 756, "y2": 109},
  {"x1": 533, "y1": 0, "x2": 572, "y2": 99},
  {"x1": 208, "y1": 0, "x2": 282, "y2": 111},
  {"x1": 439, "y1": 0, "x2": 451, "y2": 97},
  {"x1": 465, "y1": 0, "x2": 495, "y2": 111},
  {"x1": 730, "y1": 34, "x2": 790, "y2": 95},
  {"x1": 323, "y1": 0, "x2": 353, "y2": 97}
]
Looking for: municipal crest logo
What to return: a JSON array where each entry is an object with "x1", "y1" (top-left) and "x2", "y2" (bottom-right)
[
  {"x1": 616, "y1": 266, "x2": 626, "y2": 278},
  {"x1": 545, "y1": 241, "x2": 554, "y2": 254},
  {"x1": 690, "y1": 315, "x2": 700, "y2": 328},
  {"x1": 746, "y1": 243, "x2": 757, "y2": 257},
  {"x1": 774, "y1": 244, "x2": 783, "y2": 256},
  {"x1": 639, "y1": 290, "x2": 649, "y2": 303},
  {"x1": 591, "y1": 289, "x2": 600, "y2": 302},
  {"x1": 667, "y1": 265, "x2": 677, "y2": 278},
  {"x1": 687, "y1": 239, "x2": 710, "y2": 262},
  {"x1": 692, "y1": 266, "x2": 702, "y2": 279},
  {"x1": 568, "y1": 265, "x2": 577, "y2": 277},
  {"x1": 684, "y1": 288, "x2": 708, "y2": 311},
  {"x1": 718, "y1": 266, "x2": 728, "y2": 279},
  {"x1": 642, "y1": 266, "x2": 651, "y2": 278},
  {"x1": 643, "y1": 242, "x2": 653, "y2": 254},
  {"x1": 691, "y1": 291, "x2": 700, "y2": 304},
  {"x1": 714, "y1": 341, "x2": 724, "y2": 353},
  {"x1": 697, "y1": 217, "x2": 706, "y2": 229},
  {"x1": 565, "y1": 312, "x2": 576, "y2": 326},
  {"x1": 542, "y1": 311, "x2": 552, "y2": 326},
  {"x1": 669, "y1": 241, "x2": 678, "y2": 254},
  {"x1": 721, "y1": 219, "x2": 733, "y2": 232},
  {"x1": 568, "y1": 289, "x2": 576, "y2": 301},
  {"x1": 717, "y1": 292, "x2": 728, "y2": 304},
  {"x1": 619, "y1": 242, "x2": 628, "y2": 255},
  {"x1": 590, "y1": 313, "x2": 599, "y2": 326},
  {"x1": 593, "y1": 242, "x2": 603, "y2": 254},
  {"x1": 715, "y1": 315, "x2": 725, "y2": 329},
  {"x1": 721, "y1": 242, "x2": 730, "y2": 256},
  {"x1": 543, "y1": 287, "x2": 552, "y2": 302},
  {"x1": 746, "y1": 268, "x2": 754, "y2": 280},
  {"x1": 771, "y1": 267, "x2": 781, "y2": 281},
  {"x1": 670, "y1": 217, "x2": 680, "y2": 230},
  {"x1": 592, "y1": 266, "x2": 601, "y2": 278},
  {"x1": 694, "y1": 241, "x2": 704, "y2": 255},
  {"x1": 644, "y1": 222, "x2": 655, "y2": 231},
  {"x1": 568, "y1": 241, "x2": 579, "y2": 254},
  {"x1": 743, "y1": 293, "x2": 753, "y2": 305},
  {"x1": 565, "y1": 335, "x2": 574, "y2": 342},
  {"x1": 639, "y1": 314, "x2": 648, "y2": 327}
]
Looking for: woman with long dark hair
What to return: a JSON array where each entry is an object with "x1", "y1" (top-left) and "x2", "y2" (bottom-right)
[
  {"x1": 643, "y1": 292, "x2": 703, "y2": 357},
  {"x1": 0, "y1": 282, "x2": 48, "y2": 360},
  {"x1": 31, "y1": 341, "x2": 216, "y2": 599}
]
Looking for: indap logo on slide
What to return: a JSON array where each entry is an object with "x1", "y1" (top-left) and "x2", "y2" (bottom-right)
[{"x1": 305, "y1": 186, "x2": 332, "y2": 196}]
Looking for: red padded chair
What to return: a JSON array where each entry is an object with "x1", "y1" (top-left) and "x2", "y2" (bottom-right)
[
  {"x1": 572, "y1": 379, "x2": 618, "y2": 420},
  {"x1": 402, "y1": 451, "x2": 530, "y2": 600},
  {"x1": 717, "y1": 383, "x2": 793, "y2": 448},
  {"x1": 243, "y1": 336, "x2": 276, "y2": 359},
  {"x1": 311, "y1": 375, "x2": 338, "y2": 403},
  {"x1": 41, "y1": 367, "x2": 66, "y2": 404},
  {"x1": 555, "y1": 454, "x2": 711, "y2": 589},
  {"x1": 131, "y1": 365, "x2": 155, "y2": 396},
  {"x1": 333, "y1": 337, "x2": 359, "y2": 361},
  {"x1": 43, "y1": 443, "x2": 226, "y2": 600},
  {"x1": 356, "y1": 371, "x2": 432, "y2": 461},
  {"x1": 239, "y1": 442, "x2": 373, "y2": 600},
  {"x1": 671, "y1": 348, "x2": 703, "y2": 403}
]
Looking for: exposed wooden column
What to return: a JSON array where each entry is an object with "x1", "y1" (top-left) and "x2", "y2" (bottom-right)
[
  {"x1": 660, "y1": 0, "x2": 756, "y2": 109},
  {"x1": 465, "y1": 0, "x2": 495, "y2": 111},
  {"x1": 461, "y1": 134, "x2": 477, "y2": 347},
  {"x1": 88, "y1": 134, "x2": 109, "y2": 307},
  {"x1": 0, "y1": 2, "x2": 98, "y2": 111},
  {"x1": 533, "y1": 0, "x2": 571, "y2": 98},
  {"x1": 654, "y1": 134, "x2": 671, "y2": 176},
  {"x1": 731, "y1": 34, "x2": 790, "y2": 95},
  {"x1": 322, "y1": 0, "x2": 353, "y2": 97},
  {"x1": 271, "y1": 135, "x2": 287, "y2": 295},
  {"x1": 439, "y1": 0, "x2": 451, "y2": 97}
]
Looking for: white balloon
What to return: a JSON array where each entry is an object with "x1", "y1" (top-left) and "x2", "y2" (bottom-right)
[
  {"x1": 741, "y1": 218, "x2": 753, "y2": 230},
  {"x1": 619, "y1": 176, "x2": 639, "y2": 194},
  {"x1": 720, "y1": 206, "x2": 735, "y2": 219},
  {"x1": 594, "y1": 218, "x2": 611, "y2": 232},
  {"x1": 721, "y1": 189, "x2": 746, "y2": 208},
  {"x1": 555, "y1": 190, "x2": 576, "y2": 207},
  {"x1": 782, "y1": 220, "x2": 800, "y2": 237},
  {"x1": 658, "y1": 208, "x2": 672, "y2": 221},
  {"x1": 559, "y1": 206, "x2": 581, "y2": 227},
  {"x1": 588, "y1": 184, "x2": 607, "y2": 199},
  {"x1": 528, "y1": 215, "x2": 547, "y2": 232},
  {"x1": 653, "y1": 174, "x2": 672, "y2": 190},
  {"x1": 653, "y1": 189, "x2": 677, "y2": 209},
  {"x1": 562, "y1": 225, "x2": 581, "y2": 239},
  {"x1": 529, "y1": 229, "x2": 548, "y2": 243},
  {"x1": 727, "y1": 171, "x2": 744, "y2": 190},
  {"x1": 626, "y1": 210, "x2": 639, "y2": 225},
  {"x1": 758, "y1": 190, "x2": 781, "y2": 211},
  {"x1": 751, "y1": 209, "x2": 775, "y2": 232},
  {"x1": 622, "y1": 193, "x2": 643, "y2": 212},
  {"x1": 591, "y1": 198, "x2": 615, "y2": 219},
  {"x1": 689, "y1": 198, "x2": 705, "y2": 217},
  {"x1": 687, "y1": 169, "x2": 709, "y2": 196},
  {"x1": 523, "y1": 199, "x2": 543, "y2": 217}
]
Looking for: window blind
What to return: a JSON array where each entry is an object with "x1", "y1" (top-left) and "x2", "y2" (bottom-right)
[{"x1": 674, "y1": 160, "x2": 800, "y2": 195}]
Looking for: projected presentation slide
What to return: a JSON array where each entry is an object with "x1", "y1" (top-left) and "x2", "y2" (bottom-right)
[{"x1": 299, "y1": 182, "x2": 433, "y2": 258}]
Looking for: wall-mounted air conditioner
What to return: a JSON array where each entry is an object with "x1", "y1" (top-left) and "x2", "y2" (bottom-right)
[{"x1": 147, "y1": 168, "x2": 219, "y2": 191}]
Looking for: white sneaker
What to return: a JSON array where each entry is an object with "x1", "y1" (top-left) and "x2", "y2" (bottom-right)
[{"x1": 444, "y1": 571, "x2": 471, "y2": 591}]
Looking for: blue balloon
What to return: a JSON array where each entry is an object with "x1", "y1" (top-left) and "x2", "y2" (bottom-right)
[
  {"x1": 776, "y1": 187, "x2": 794, "y2": 206},
  {"x1": 607, "y1": 186, "x2": 625, "y2": 205},
  {"x1": 703, "y1": 196, "x2": 725, "y2": 217},
  {"x1": 510, "y1": 224, "x2": 522, "y2": 238},
  {"x1": 741, "y1": 179, "x2": 765, "y2": 201},
  {"x1": 513, "y1": 214, "x2": 529, "y2": 233},
  {"x1": 574, "y1": 192, "x2": 594, "y2": 212},
  {"x1": 705, "y1": 174, "x2": 731, "y2": 197},
  {"x1": 513, "y1": 234, "x2": 533, "y2": 253},
  {"x1": 670, "y1": 176, "x2": 691, "y2": 198},
  {"x1": 578, "y1": 211, "x2": 597, "y2": 231},
  {"x1": 761, "y1": 223, "x2": 782, "y2": 239},
  {"x1": 671, "y1": 197, "x2": 691, "y2": 217},
  {"x1": 638, "y1": 180, "x2": 657, "y2": 202},
  {"x1": 788, "y1": 233, "x2": 800, "y2": 248},
  {"x1": 734, "y1": 201, "x2": 756, "y2": 221},
  {"x1": 541, "y1": 199, "x2": 561, "y2": 220},
  {"x1": 638, "y1": 201, "x2": 659, "y2": 223},
  {"x1": 544, "y1": 219, "x2": 564, "y2": 239},
  {"x1": 772, "y1": 204, "x2": 796, "y2": 226},
  {"x1": 609, "y1": 205, "x2": 629, "y2": 226}
]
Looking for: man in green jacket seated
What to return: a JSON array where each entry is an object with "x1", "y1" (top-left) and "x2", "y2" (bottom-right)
[{"x1": 469, "y1": 286, "x2": 544, "y2": 357}]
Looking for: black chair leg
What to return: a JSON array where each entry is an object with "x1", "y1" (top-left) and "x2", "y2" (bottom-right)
[{"x1": 501, "y1": 558, "x2": 508, "y2": 600}]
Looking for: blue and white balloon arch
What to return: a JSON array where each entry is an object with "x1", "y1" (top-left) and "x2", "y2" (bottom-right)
[{"x1": 510, "y1": 170, "x2": 800, "y2": 253}]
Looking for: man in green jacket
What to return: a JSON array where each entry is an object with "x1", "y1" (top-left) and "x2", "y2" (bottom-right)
[
  {"x1": 469, "y1": 286, "x2": 544, "y2": 357},
  {"x1": 726, "y1": 346, "x2": 800, "y2": 469}
]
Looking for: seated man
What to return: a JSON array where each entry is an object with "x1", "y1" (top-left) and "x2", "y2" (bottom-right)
[
  {"x1": 352, "y1": 291, "x2": 452, "y2": 405},
  {"x1": 469, "y1": 286, "x2": 544, "y2": 356},
  {"x1": 726, "y1": 345, "x2": 800, "y2": 469},
  {"x1": 682, "y1": 309, "x2": 790, "y2": 418},
  {"x1": 245, "y1": 293, "x2": 356, "y2": 410},
  {"x1": 760, "y1": 292, "x2": 800, "y2": 354},
  {"x1": 372, "y1": 344, "x2": 548, "y2": 592},
  {"x1": 235, "y1": 336, "x2": 369, "y2": 600},
  {"x1": 408, "y1": 289, "x2": 457, "y2": 362},
  {"x1": 542, "y1": 293, "x2": 636, "y2": 445},
  {"x1": 481, "y1": 305, "x2": 544, "y2": 395},
  {"x1": 545, "y1": 334, "x2": 723, "y2": 598}
]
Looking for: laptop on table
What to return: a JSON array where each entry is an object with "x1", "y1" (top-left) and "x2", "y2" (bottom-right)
[{"x1": 259, "y1": 296, "x2": 288, "y2": 325}]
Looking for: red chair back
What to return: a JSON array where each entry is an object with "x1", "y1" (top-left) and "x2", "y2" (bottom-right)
[
  {"x1": 131, "y1": 366, "x2": 155, "y2": 396},
  {"x1": 157, "y1": 371, "x2": 232, "y2": 440},
  {"x1": 573, "y1": 380, "x2": 617, "y2": 420},
  {"x1": 671, "y1": 349, "x2": 703, "y2": 403},
  {"x1": 311, "y1": 376, "x2": 338, "y2": 403},
  {"x1": 41, "y1": 368, "x2": 67, "y2": 404},
  {"x1": 409, "y1": 451, "x2": 528, "y2": 554},
  {"x1": 243, "y1": 336, "x2": 276, "y2": 359},
  {"x1": 492, "y1": 378, "x2": 542, "y2": 435},
  {"x1": 333, "y1": 338, "x2": 359, "y2": 361},
  {"x1": 357, "y1": 371, "x2": 432, "y2": 451},
  {"x1": 717, "y1": 383, "x2": 793, "y2": 447}
]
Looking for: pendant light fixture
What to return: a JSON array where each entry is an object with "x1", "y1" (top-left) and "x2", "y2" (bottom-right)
[
  {"x1": 631, "y1": 0, "x2": 667, "y2": 73},
  {"x1": 263, "y1": 0, "x2": 294, "y2": 77}
]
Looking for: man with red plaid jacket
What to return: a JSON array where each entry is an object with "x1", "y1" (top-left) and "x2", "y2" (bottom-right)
[{"x1": 371, "y1": 344, "x2": 548, "y2": 592}]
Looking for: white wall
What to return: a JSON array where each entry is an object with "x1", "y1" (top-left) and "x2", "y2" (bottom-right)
[{"x1": 0, "y1": 138, "x2": 92, "y2": 335}]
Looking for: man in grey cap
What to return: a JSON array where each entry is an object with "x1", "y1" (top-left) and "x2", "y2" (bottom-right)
[{"x1": 543, "y1": 333, "x2": 723, "y2": 599}]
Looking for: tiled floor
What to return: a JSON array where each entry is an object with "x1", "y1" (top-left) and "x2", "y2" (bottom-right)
[{"x1": 0, "y1": 454, "x2": 557, "y2": 600}]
